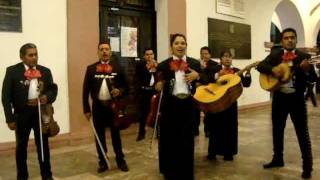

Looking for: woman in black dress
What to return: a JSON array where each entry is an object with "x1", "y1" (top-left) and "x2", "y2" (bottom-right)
[
  {"x1": 207, "y1": 50, "x2": 251, "y2": 161},
  {"x1": 155, "y1": 33, "x2": 206, "y2": 180}
]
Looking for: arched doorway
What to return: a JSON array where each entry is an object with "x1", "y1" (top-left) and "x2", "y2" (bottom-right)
[{"x1": 271, "y1": 0, "x2": 305, "y2": 47}]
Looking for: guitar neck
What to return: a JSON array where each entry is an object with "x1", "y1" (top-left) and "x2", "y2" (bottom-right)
[
  {"x1": 236, "y1": 61, "x2": 260, "y2": 76},
  {"x1": 308, "y1": 55, "x2": 320, "y2": 64}
]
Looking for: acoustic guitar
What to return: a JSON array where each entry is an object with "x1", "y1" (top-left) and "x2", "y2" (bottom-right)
[
  {"x1": 259, "y1": 55, "x2": 320, "y2": 91},
  {"x1": 193, "y1": 61, "x2": 259, "y2": 113}
]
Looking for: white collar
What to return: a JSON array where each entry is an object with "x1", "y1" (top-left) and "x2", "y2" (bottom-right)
[
  {"x1": 23, "y1": 64, "x2": 36, "y2": 70},
  {"x1": 222, "y1": 65, "x2": 233, "y2": 69},
  {"x1": 283, "y1": 49, "x2": 296, "y2": 53},
  {"x1": 100, "y1": 60, "x2": 110, "y2": 64},
  {"x1": 172, "y1": 55, "x2": 187, "y2": 61}
]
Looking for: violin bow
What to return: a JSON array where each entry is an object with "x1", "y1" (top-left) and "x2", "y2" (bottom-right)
[
  {"x1": 150, "y1": 90, "x2": 163, "y2": 151},
  {"x1": 37, "y1": 98, "x2": 44, "y2": 162},
  {"x1": 89, "y1": 118, "x2": 112, "y2": 169}
]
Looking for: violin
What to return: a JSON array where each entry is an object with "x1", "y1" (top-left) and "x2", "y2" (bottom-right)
[
  {"x1": 41, "y1": 104, "x2": 60, "y2": 137},
  {"x1": 146, "y1": 59, "x2": 158, "y2": 73},
  {"x1": 146, "y1": 71, "x2": 163, "y2": 128},
  {"x1": 111, "y1": 98, "x2": 131, "y2": 130},
  {"x1": 107, "y1": 76, "x2": 131, "y2": 130},
  {"x1": 146, "y1": 93, "x2": 161, "y2": 127}
]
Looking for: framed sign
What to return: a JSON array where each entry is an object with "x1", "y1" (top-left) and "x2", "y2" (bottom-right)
[
  {"x1": 0, "y1": 0, "x2": 22, "y2": 32},
  {"x1": 208, "y1": 18, "x2": 251, "y2": 59},
  {"x1": 216, "y1": 0, "x2": 245, "y2": 19}
]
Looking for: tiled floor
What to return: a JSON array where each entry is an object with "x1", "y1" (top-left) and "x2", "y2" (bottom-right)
[{"x1": 1, "y1": 102, "x2": 320, "y2": 180}]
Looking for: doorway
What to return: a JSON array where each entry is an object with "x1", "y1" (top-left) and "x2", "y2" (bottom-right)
[{"x1": 100, "y1": 0, "x2": 156, "y2": 120}]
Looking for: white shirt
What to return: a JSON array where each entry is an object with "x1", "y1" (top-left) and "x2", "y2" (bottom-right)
[
  {"x1": 98, "y1": 61, "x2": 112, "y2": 101},
  {"x1": 279, "y1": 49, "x2": 296, "y2": 93},
  {"x1": 24, "y1": 64, "x2": 40, "y2": 100},
  {"x1": 98, "y1": 79, "x2": 112, "y2": 101},
  {"x1": 172, "y1": 55, "x2": 190, "y2": 96}
]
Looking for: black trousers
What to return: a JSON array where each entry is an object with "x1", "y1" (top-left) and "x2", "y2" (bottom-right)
[
  {"x1": 137, "y1": 89, "x2": 155, "y2": 136},
  {"x1": 159, "y1": 96, "x2": 194, "y2": 180},
  {"x1": 92, "y1": 102, "x2": 125, "y2": 166},
  {"x1": 272, "y1": 91, "x2": 313, "y2": 171},
  {"x1": 207, "y1": 102, "x2": 238, "y2": 156},
  {"x1": 193, "y1": 107, "x2": 200, "y2": 135},
  {"x1": 15, "y1": 106, "x2": 52, "y2": 180}
]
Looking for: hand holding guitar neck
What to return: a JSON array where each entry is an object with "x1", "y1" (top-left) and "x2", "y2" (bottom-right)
[{"x1": 236, "y1": 61, "x2": 260, "y2": 76}]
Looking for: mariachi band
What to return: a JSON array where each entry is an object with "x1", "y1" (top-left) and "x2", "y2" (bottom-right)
[{"x1": 2, "y1": 28, "x2": 319, "y2": 180}]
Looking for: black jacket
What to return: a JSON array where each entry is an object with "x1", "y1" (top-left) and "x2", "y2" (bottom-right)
[
  {"x1": 135, "y1": 60, "x2": 155, "y2": 88},
  {"x1": 257, "y1": 48, "x2": 317, "y2": 93},
  {"x1": 2, "y1": 62, "x2": 57, "y2": 123},
  {"x1": 157, "y1": 57, "x2": 207, "y2": 95},
  {"x1": 82, "y1": 58, "x2": 128, "y2": 114}
]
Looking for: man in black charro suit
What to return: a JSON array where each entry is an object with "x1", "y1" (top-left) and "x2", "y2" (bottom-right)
[
  {"x1": 257, "y1": 28, "x2": 316, "y2": 179},
  {"x1": 82, "y1": 42, "x2": 129, "y2": 173},
  {"x1": 2, "y1": 43, "x2": 57, "y2": 180},
  {"x1": 135, "y1": 48, "x2": 157, "y2": 141}
]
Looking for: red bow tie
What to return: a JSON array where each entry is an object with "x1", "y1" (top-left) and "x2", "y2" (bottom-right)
[
  {"x1": 282, "y1": 51, "x2": 297, "y2": 63},
  {"x1": 146, "y1": 60, "x2": 157, "y2": 72},
  {"x1": 222, "y1": 67, "x2": 235, "y2": 74},
  {"x1": 24, "y1": 68, "x2": 42, "y2": 80},
  {"x1": 169, "y1": 59, "x2": 189, "y2": 72},
  {"x1": 96, "y1": 64, "x2": 113, "y2": 74}
]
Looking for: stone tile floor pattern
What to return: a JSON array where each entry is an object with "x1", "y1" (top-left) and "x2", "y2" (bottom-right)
[{"x1": 1, "y1": 102, "x2": 320, "y2": 180}]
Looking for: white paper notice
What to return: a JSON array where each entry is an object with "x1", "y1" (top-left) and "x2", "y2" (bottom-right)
[
  {"x1": 110, "y1": 37, "x2": 120, "y2": 52},
  {"x1": 121, "y1": 27, "x2": 138, "y2": 57}
]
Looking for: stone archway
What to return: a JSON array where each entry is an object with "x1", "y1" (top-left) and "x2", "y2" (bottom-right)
[{"x1": 273, "y1": 0, "x2": 305, "y2": 47}]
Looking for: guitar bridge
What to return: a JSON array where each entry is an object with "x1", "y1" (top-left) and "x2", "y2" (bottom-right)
[{"x1": 204, "y1": 87, "x2": 215, "y2": 95}]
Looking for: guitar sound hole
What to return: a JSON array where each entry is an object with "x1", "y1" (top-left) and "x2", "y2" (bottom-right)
[{"x1": 219, "y1": 80, "x2": 228, "y2": 85}]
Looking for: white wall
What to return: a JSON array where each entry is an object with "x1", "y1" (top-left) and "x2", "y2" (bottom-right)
[
  {"x1": 0, "y1": 0, "x2": 69, "y2": 143},
  {"x1": 185, "y1": 0, "x2": 320, "y2": 106}
]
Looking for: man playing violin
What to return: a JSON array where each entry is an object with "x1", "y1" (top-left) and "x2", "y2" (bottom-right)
[
  {"x1": 257, "y1": 28, "x2": 317, "y2": 179},
  {"x1": 135, "y1": 48, "x2": 157, "y2": 141},
  {"x1": 82, "y1": 42, "x2": 129, "y2": 173},
  {"x1": 2, "y1": 43, "x2": 57, "y2": 180}
]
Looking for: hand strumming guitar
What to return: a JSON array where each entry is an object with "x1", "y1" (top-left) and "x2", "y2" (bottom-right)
[
  {"x1": 272, "y1": 66, "x2": 284, "y2": 78},
  {"x1": 300, "y1": 59, "x2": 312, "y2": 72},
  {"x1": 185, "y1": 68, "x2": 199, "y2": 83}
]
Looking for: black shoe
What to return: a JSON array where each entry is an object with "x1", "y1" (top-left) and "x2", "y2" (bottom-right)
[
  {"x1": 194, "y1": 130, "x2": 199, "y2": 136},
  {"x1": 42, "y1": 177, "x2": 54, "y2": 180},
  {"x1": 97, "y1": 163, "x2": 108, "y2": 173},
  {"x1": 117, "y1": 160, "x2": 129, "y2": 172},
  {"x1": 205, "y1": 132, "x2": 210, "y2": 138},
  {"x1": 136, "y1": 134, "x2": 145, "y2": 141},
  {"x1": 223, "y1": 155, "x2": 234, "y2": 161},
  {"x1": 263, "y1": 159, "x2": 284, "y2": 169},
  {"x1": 207, "y1": 154, "x2": 216, "y2": 160},
  {"x1": 301, "y1": 171, "x2": 311, "y2": 179}
]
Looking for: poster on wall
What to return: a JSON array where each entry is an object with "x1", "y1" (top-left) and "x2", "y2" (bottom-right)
[
  {"x1": 110, "y1": 37, "x2": 120, "y2": 52},
  {"x1": 216, "y1": 0, "x2": 245, "y2": 19},
  {"x1": 0, "y1": 0, "x2": 22, "y2": 32},
  {"x1": 121, "y1": 26, "x2": 138, "y2": 57},
  {"x1": 208, "y1": 18, "x2": 251, "y2": 59}
]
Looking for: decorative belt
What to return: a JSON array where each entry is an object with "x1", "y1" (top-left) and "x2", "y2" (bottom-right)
[
  {"x1": 141, "y1": 86, "x2": 154, "y2": 90},
  {"x1": 174, "y1": 93, "x2": 190, "y2": 99},
  {"x1": 27, "y1": 99, "x2": 38, "y2": 106},
  {"x1": 99, "y1": 100, "x2": 112, "y2": 106}
]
